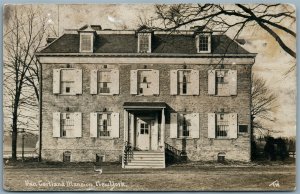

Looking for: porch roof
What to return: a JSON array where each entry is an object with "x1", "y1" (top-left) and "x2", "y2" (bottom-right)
[{"x1": 123, "y1": 102, "x2": 166, "y2": 109}]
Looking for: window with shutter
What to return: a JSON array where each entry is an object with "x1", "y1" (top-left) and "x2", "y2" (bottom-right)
[
  {"x1": 170, "y1": 113, "x2": 178, "y2": 138},
  {"x1": 53, "y1": 112, "x2": 61, "y2": 137},
  {"x1": 90, "y1": 113, "x2": 98, "y2": 137},
  {"x1": 56, "y1": 69, "x2": 82, "y2": 95},
  {"x1": 216, "y1": 113, "x2": 229, "y2": 138},
  {"x1": 73, "y1": 112, "x2": 82, "y2": 137},
  {"x1": 111, "y1": 113, "x2": 120, "y2": 138},
  {"x1": 208, "y1": 69, "x2": 237, "y2": 96},
  {"x1": 170, "y1": 70, "x2": 178, "y2": 95},
  {"x1": 130, "y1": 70, "x2": 138, "y2": 94},
  {"x1": 53, "y1": 69, "x2": 61, "y2": 94},
  {"x1": 90, "y1": 69, "x2": 119, "y2": 95},
  {"x1": 207, "y1": 113, "x2": 216, "y2": 138},
  {"x1": 228, "y1": 113, "x2": 238, "y2": 139},
  {"x1": 178, "y1": 113, "x2": 191, "y2": 137},
  {"x1": 132, "y1": 69, "x2": 159, "y2": 96},
  {"x1": 208, "y1": 70, "x2": 216, "y2": 95}
]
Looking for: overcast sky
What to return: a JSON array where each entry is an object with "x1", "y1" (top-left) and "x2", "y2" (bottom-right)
[{"x1": 5, "y1": 4, "x2": 297, "y2": 137}]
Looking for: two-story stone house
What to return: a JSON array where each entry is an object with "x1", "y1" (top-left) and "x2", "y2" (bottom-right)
[{"x1": 36, "y1": 24, "x2": 256, "y2": 168}]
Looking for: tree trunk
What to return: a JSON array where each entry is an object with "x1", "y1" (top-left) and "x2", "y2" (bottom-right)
[{"x1": 11, "y1": 118, "x2": 18, "y2": 161}]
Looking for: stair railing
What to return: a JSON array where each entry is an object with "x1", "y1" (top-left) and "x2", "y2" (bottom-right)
[
  {"x1": 164, "y1": 142, "x2": 186, "y2": 162},
  {"x1": 124, "y1": 141, "x2": 133, "y2": 165}
]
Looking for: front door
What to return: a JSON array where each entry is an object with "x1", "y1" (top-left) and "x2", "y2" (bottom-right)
[{"x1": 136, "y1": 118, "x2": 152, "y2": 150}]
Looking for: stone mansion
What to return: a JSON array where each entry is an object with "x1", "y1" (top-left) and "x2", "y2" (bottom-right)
[{"x1": 35, "y1": 25, "x2": 256, "y2": 168}]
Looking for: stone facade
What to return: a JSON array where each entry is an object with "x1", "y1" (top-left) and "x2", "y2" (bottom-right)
[{"x1": 40, "y1": 60, "x2": 252, "y2": 162}]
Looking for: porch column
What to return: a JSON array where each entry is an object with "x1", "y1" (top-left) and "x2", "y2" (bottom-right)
[
  {"x1": 130, "y1": 113, "x2": 135, "y2": 148},
  {"x1": 161, "y1": 108, "x2": 165, "y2": 149},
  {"x1": 124, "y1": 110, "x2": 129, "y2": 143},
  {"x1": 122, "y1": 109, "x2": 129, "y2": 168}
]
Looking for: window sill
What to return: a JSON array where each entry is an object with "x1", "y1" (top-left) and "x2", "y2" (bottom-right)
[
  {"x1": 214, "y1": 137, "x2": 233, "y2": 140},
  {"x1": 56, "y1": 94, "x2": 80, "y2": 96},
  {"x1": 175, "y1": 137, "x2": 194, "y2": 140},
  {"x1": 96, "y1": 137, "x2": 114, "y2": 139},
  {"x1": 136, "y1": 94, "x2": 158, "y2": 96},
  {"x1": 56, "y1": 137, "x2": 81, "y2": 139},
  {"x1": 210, "y1": 95, "x2": 237, "y2": 97}
]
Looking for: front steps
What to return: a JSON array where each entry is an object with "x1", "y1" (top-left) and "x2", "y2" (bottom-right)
[{"x1": 124, "y1": 151, "x2": 165, "y2": 169}]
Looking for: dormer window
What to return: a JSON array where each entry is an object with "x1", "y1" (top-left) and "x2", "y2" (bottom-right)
[
  {"x1": 196, "y1": 33, "x2": 211, "y2": 53},
  {"x1": 138, "y1": 33, "x2": 151, "y2": 53},
  {"x1": 78, "y1": 25, "x2": 96, "y2": 53},
  {"x1": 80, "y1": 34, "x2": 93, "y2": 52}
]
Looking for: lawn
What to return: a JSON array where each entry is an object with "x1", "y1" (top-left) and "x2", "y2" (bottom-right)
[{"x1": 3, "y1": 160, "x2": 296, "y2": 191}]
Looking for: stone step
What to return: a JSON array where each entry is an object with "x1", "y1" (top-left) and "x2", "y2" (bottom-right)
[
  {"x1": 127, "y1": 160, "x2": 165, "y2": 164},
  {"x1": 124, "y1": 164, "x2": 165, "y2": 169}
]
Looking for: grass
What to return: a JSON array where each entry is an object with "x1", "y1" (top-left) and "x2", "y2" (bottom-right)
[{"x1": 3, "y1": 159, "x2": 296, "y2": 191}]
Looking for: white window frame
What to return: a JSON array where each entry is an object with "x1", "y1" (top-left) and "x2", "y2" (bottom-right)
[
  {"x1": 177, "y1": 70, "x2": 192, "y2": 95},
  {"x1": 60, "y1": 113, "x2": 75, "y2": 138},
  {"x1": 138, "y1": 33, "x2": 152, "y2": 53},
  {"x1": 80, "y1": 33, "x2": 94, "y2": 52},
  {"x1": 97, "y1": 70, "x2": 112, "y2": 95},
  {"x1": 216, "y1": 113, "x2": 230, "y2": 139},
  {"x1": 178, "y1": 113, "x2": 191, "y2": 138},
  {"x1": 137, "y1": 69, "x2": 156, "y2": 96},
  {"x1": 196, "y1": 33, "x2": 211, "y2": 53},
  {"x1": 216, "y1": 69, "x2": 230, "y2": 96},
  {"x1": 97, "y1": 112, "x2": 112, "y2": 138},
  {"x1": 60, "y1": 69, "x2": 76, "y2": 95}
]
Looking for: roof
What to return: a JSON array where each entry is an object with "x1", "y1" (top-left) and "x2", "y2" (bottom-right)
[
  {"x1": 123, "y1": 102, "x2": 167, "y2": 109},
  {"x1": 39, "y1": 32, "x2": 252, "y2": 55}
]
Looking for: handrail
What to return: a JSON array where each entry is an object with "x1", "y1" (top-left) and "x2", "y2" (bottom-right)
[
  {"x1": 164, "y1": 142, "x2": 185, "y2": 157},
  {"x1": 124, "y1": 141, "x2": 133, "y2": 165}
]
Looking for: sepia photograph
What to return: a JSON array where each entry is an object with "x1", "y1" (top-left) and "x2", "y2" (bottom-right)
[{"x1": 2, "y1": 3, "x2": 296, "y2": 191}]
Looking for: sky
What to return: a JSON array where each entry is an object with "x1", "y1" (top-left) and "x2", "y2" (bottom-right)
[{"x1": 4, "y1": 4, "x2": 297, "y2": 137}]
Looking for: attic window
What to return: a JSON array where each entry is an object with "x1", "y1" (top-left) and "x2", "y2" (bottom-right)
[
  {"x1": 197, "y1": 33, "x2": 211, "y2": 53},
  {"x1": 80, "y1": 34, "x2": 93, "y2": 52},
  {"x1": 138, "y1": 33, "x2": 151, "y2": 53}
]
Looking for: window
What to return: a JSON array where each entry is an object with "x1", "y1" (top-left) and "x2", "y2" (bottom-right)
[
  {"x1": 90, "y1": 112, "x2": 119, "y2": 138},
  {"x1": 216, "y1": 113, "x2": 229, "y2": 138},
  {"x1": 239, "y1": 125, "x2": 248, "y2": 133},
  {"x1": 53, "y1": 69, "x2": 82, "y2": 95},
  {"x1": 60, "y1": 69, "x2": 76, "y2": 95},
  {"x1": 170, "y1": 70, "x2": 199, "y2": 95},
  {"x1": 80, "y1": 34, "x2": 92, "y2": 52},
  {"x1": 138, "y1": 33, "x2": 151, "y2": 53},
  {"x1": 96, "y1": 154, "x2": 105, "y2": 163},
  {"x1": 140, "y1": 123, "x2": 149, "y2": 134},
  {"x1": 170, "y1": 113, "x2": 199, "y2": 138},
  {"x1": 138, "y1": 70, "x2": 153, "y2": 95},
  {"x1": 178, "y1": 114, "x2": 191, "y2": 137},
  {"x1": 197, "y1": 34, "x2": 211, "y2": 53},
  {"x1": 178, "y1": 70, "x2": 191, "y2": 95},
  {"x1": 216, "y1": 70, "x2": 230, "y2": 96},
  {"x1": 208, "y1": 113, "x2": 238, "y2": 139},
  {"x1": 98, "y1": 113, "x2": 112, "y2": 137},
  {"x1": 63, "y1": 151, "x2": 71, "y2": 162},
  {"x1": 199, "y1": 35, "x2": 209, "y2": 51},
  {"x1": 61, "y1": 113, "x2": 74, "y2": 137},
  {"x1": 53, "y1": 112, "x2": 82, "y2": 138},
  {"x1": 207, "y1": 69, "x2": 237, "y2": 96},
  {"x1": 98, "y1": 71, "x2": 111, "y2": 94},
  {"x1": 90, "y1": 69, "x2": 119, "y2": 95},
  {"x1": 217, "y1": 152, "x2": 226, "y2": 163}
]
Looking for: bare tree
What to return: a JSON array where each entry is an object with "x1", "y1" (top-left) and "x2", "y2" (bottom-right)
[
  {"x1": 150, "y1": 4, "x2": 295, "y2": 59},
  {"x1": 251, "y1": 74, "x2": 278, "y2": 137},
  {"x1": 3, "y1": 5, "x2": 53, "y2": 160}
]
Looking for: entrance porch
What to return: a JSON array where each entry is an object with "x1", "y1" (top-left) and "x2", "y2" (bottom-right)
[{"x1": 122, "y1": 102, "x2": 166, "y2": 168}]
